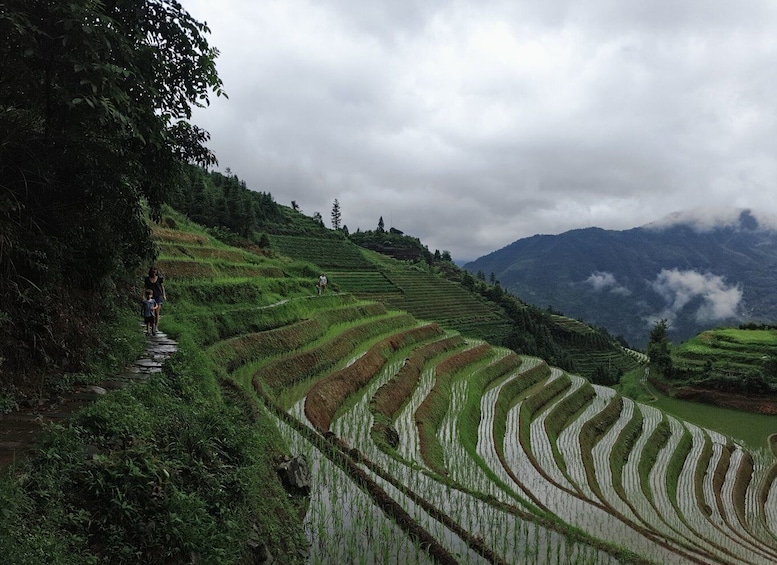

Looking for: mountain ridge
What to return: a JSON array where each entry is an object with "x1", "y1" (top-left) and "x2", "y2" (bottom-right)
[{"x1": 464, "y1": 207, "x2": 777, "y2": 347}]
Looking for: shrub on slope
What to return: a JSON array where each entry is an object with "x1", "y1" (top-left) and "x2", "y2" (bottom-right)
[{"x1": 1, "y1": 343, "x2": 307, "y2": 563}]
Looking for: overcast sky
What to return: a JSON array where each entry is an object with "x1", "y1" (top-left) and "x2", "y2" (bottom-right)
[{"x1": 180, "y1": 0, "x2": 777, "y2": 262}]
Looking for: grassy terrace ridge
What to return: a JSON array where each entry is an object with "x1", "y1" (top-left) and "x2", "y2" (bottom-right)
[
  {"x1": 547, "y1": 313, "x2": 643, "y2": 380},
  {"x1": 673, "y1": 326, "x2": 777, "y2": 378},
  {"x1": 267, "y1": 232, "x2": 514, "y2": 343},
  {"x1": 268, "y1": 234, "x2": 375, "y2": 270}
]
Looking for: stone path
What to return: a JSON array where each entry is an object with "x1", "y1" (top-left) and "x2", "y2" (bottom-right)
[{"x1": 0, "y1": 330, "x2": 177, "y2": 469}]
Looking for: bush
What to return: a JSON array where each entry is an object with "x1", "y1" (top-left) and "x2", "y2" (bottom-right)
[{"x1": 3, "y1": 345, "x2": 307, "y2": 564}]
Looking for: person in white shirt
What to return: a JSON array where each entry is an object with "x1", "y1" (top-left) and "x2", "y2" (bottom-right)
[{"x1": 317, "y1": 274, "x2": 328, "y2": 295}]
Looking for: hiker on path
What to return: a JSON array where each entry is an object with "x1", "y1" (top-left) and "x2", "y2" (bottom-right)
[
  {"x1": 317, "y1": 273, "x2": 328, "y2": 295},
  {"x1": 144, "y1": 266, "x2": 166, "y2": 328},
  {"x1": 141, "y1": 289, "x2": 159, "y2": 335}
]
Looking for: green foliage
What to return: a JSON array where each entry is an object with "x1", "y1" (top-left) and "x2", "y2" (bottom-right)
[
  {"x1": 615, "y1": 368, "x2": 656, "y2": 404},
  {"x1": 649, "y1": 388, "x2": 777, "y2": 451},
  {"x1": 0, "y1": 476, "x2": 83, "y2": 564},
  {"x1": 609, "y1": 406, "x2": 643, "y2": 500},
  {"x1": 168, "y1": 167, "x2": 284, "y2": 239},
  {"x1": 647, "y1": 319, "x2": 673, "y2": 378},
  {"x1": 261, "y1": 221, "x2": 642, "y2": 381},
  {"x1": 258, "y1": 313, "x2": 417, "y2": 393},
  {"x1": 330, "y1": 199, "x2": 342, "y2": 230},
  {"x1": 490, "y1": 362, "x2": 551, "y2": 457},
  {"x1": 666, "y1": 430, "x2": 692, "y2": 509},
  {"x1": 0, "y1": 0, "x2": 223, "y2": 386},
  {"x1": 5, "y1": 345, "x2": 305, "y2": 564},
  {"x1": 638, "y1": 418, "x2": 671, "y2": 503},
  {"x1": 350, "y1": 229, "x2": 433, "y2": 263},
  {"x1": 269, "y1": 234, "x2": 373, "y2": 270},
  {"x1": 671, "y1": 327, "x2": 777, "y2": 394},
  {"x1": 415, "y1": 345, "x2": 493, "y2": 474}
]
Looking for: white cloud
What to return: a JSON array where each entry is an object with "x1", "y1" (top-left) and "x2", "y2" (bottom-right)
[
  {"x1": 585, "y1": 271, "x2": 631, "y2": 295},
  {"x1": 180, "y1": 0, "x2": 777, "y2": 261},
  {"x1": 643, "y1": 207, "x2": 777, "y2": 232},
  {"x1": 649, "y1": 268, "x2": 743, "y2": 326}
]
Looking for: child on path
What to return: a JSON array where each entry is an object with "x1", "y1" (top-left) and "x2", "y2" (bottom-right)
[{"x1": 141, "y1": 289, "x2": 159, "y2": 335}]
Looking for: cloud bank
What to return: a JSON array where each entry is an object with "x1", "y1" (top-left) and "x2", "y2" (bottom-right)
[
  {"x1": 643, "y1": 207, "x2": 777, "y2": 232},
  {"x1": 585, "y1": 271, "x2": 631, "y2": 295},
  {"x1": 647, "y1": 268, "x2": 743, "y2": 327},
  {"x1": 181, "y1": 0, "x2": 777, "y2": 261}
]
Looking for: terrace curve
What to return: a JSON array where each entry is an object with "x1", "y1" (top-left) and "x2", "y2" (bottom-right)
[{"x1": 156, "y1": 222, "x2": 777, "y2": 564}]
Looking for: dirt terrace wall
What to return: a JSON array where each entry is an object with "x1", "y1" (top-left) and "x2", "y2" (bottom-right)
[{"x1": 305, "y1": 323, "x2": 445, "y2": 431}]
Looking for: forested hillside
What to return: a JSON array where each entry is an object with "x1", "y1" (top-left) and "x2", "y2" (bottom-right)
[
  {"x1": 0, "y1": 0, "x2": 224, "y2": 390},
  {"x1": 465, "y1": 209, "x2": 777, "y2": 347}
]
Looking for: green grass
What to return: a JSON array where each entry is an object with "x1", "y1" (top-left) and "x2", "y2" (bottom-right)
[
  {"x1": 673, "y1": 327, "x2": 777, "y2": 379},
  {"x1": 263, "y1": 236, "x2": 513, "y2": 343},
  {"x1": 1, "y1": 337, "x2": 308, "y2": 564},
  {"x1": 615, "y1": 367, "x2": 656, "y2": 404},
  {"x1": 268, "y1": 234, "x2": 374, "y2": 269}
]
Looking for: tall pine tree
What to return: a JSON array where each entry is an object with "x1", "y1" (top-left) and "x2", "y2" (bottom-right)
[{"x1": 331, "y1": 199, "x2": 341, "y2": 230}]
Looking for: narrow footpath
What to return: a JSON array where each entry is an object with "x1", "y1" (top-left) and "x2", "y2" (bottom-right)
[{"x1": 0, "y1": 330, "x2": 178, "y2": 469}]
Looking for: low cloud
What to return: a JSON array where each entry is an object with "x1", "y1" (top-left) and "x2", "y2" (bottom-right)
[
  {"x1": 585, "y1": 271, "x2": 631, "y2": 295},
  {"x1": 648, "y1": 268, "x2": 742, "y2": 326},
  {"x1": 643, "y1": 207, "x2": 777, "y2": 233}
]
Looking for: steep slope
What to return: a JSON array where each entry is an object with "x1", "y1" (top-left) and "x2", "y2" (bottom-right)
[
  {"x1": 268, "y1": 234, "x2": 512, "y2": 344},
  {"x1": 163, "y1": 165, "x2": 642, "y2": 380},
  {"x1": 156, "y1": 212, "x2": 777, "y2": 564},
  {"x1": 268, "y1": 232, "x2": 642, "y2": 382},
  {"x1": 465, "y1": 208, "x2": 777, "y2": 347}
]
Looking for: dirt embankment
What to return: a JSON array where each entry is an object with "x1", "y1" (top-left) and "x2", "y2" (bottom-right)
[{"x1": 650, "y1": 379, "x2": 777, "y2": 415}]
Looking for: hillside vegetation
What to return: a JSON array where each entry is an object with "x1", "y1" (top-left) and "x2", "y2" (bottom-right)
[
  {"x1": 646, "y1": 326, "x2": 777, "y2": 420},
  {"x1": 464, "y1": 210, "x2": 777, "y2": 347},
  {"x1": 673, "y1": 327, "x2": 777, "y2": 390},
  {"x1": 171, "y1": 214, "x2": 777, "y2": 563},
  {"x1": 4, "y1": 208, "x2": 777, "y2": 562},
  {"x1": 3, "y1": 4, "x2": 776, "y2": 560}
]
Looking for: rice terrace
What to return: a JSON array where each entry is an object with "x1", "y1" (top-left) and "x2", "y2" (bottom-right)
[{"x1": 156, "y1": 214, "x2": 777, "y2": 564}]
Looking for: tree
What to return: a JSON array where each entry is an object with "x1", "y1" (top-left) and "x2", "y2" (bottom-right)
[
  {"x1": 0, "y1": 0, "x2": 224, "y2": 379},
  {"x1": 291, "y1": 200, "x2": 299, "y2": 212},
  {"x1": 377, "y1": 216, "x2": 385, "y2": 233},
  {"x1": 312, "y1": 212, "x2": 324, "y2": 226},
  {"x1": 331, "y1": 199, "x2": 342, "y2": 230},
  {"x1": 647, "y1": 319, "x2": 673, "y2": 378}
]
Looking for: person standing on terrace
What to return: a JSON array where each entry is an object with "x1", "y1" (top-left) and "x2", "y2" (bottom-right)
[{"x1": 317, "y1": 273, "x2": 328, "y2": 295}]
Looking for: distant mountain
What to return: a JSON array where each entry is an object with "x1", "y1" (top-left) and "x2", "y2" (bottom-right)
[{"x1": 464, "y1": 208, "x2": 777, "y2": 348}]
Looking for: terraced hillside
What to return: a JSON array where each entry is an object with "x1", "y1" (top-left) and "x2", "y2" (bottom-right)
[
  {"x1": 548, "y1": 314, "x2": 641, "y2": 382},
  {"x1": 673, "y1": 327, "x2": 777, "y2": 382},
  {"x1": 268, "y1": 234, "x2": 511, "y2": 343},
  {"x1": 159, "y1": 217, "x2": 777, "y2": 564}
]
